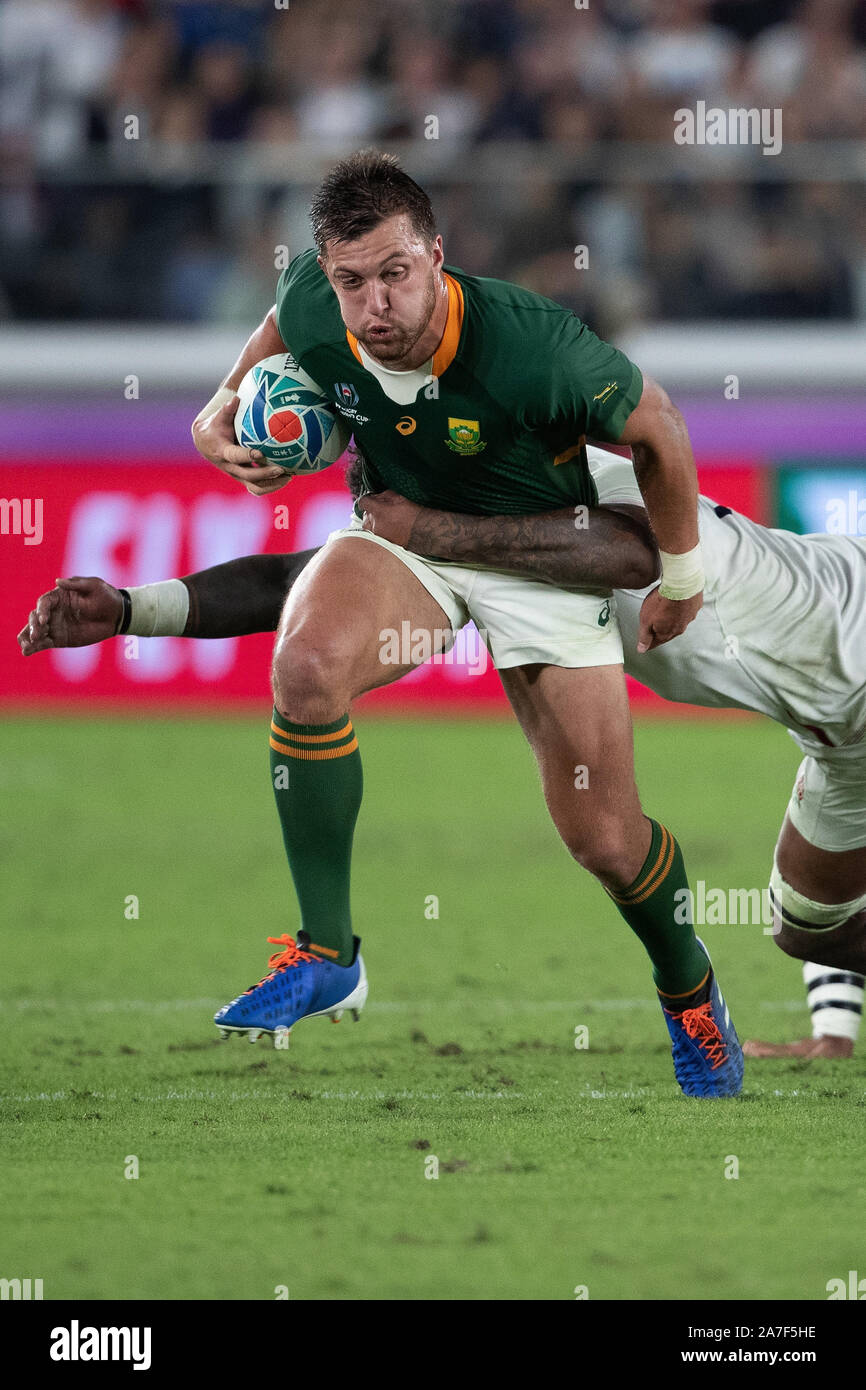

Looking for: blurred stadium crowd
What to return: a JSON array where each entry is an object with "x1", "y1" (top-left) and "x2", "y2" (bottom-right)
[{"x1": 2, "y1": 0, "x2": 866, "y2": 330}]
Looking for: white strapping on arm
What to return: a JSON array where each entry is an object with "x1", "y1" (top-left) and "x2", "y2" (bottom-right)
[
  {"x1": 192, "y1": 385, "x2": 236, "y2": 430},
  {"x1": 657, "y1": 543, "x2": 705, "y2": 601},
  {"x1": 126, "y1": 580, "x2": 190, "y2": 637}
]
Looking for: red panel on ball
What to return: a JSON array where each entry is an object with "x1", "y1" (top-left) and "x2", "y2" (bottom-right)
[{"x1": 267, "y1": 410, "x2": 304, "y2": 443}]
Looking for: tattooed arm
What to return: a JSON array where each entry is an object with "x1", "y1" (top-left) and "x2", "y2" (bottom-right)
[
  {"x1": 358, "y1": 492, "x2": 660, "y2": 591},
  {"x1": 19, "y1": 481, "x2": 658, "y2": 656}
]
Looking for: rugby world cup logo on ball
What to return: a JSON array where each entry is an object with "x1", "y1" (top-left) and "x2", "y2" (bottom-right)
[{"x1": 235, "y1": 353, "x2": 351, "y2": 473}]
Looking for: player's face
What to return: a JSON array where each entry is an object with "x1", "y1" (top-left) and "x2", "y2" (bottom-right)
[{"x1": 319, "y1": 214, "x2": 445, "y2": 367}]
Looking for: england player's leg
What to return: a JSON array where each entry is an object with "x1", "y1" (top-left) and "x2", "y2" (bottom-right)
[
  {"x1": 745, "y1": 745, "x2": 866, "y2": 1059},
  {"x1": 499, "y1": 660, "x2": 743, "y2": 1097},
  {"x1": 215, "y1": 533, "x2": 464, "y2": 1042},
  {"x1": 772, "y1": 822, "x2": 866, "y2": 971}
]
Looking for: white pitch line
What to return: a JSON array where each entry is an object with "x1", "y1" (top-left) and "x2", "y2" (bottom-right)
[
  {"x1": 0, "y1": 998, "x2": 808, "y2": 1014},
  {"x1": 0, "y1": 1087, "x2": 530, "y2": 1104},
  {"x1": 3, "y1": 1085, "x2": 852, "y2": 1106},
  {"x1": 1, "y1": 998, "x2": 224, "y2": 1014}
]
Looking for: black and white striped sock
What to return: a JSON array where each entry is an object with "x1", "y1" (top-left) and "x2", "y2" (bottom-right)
[{"x1": 803, "y1": 961, "x2": 864, "y2": 1043}]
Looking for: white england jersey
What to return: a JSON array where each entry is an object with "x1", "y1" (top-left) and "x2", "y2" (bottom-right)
[{"x1": 588, "y1": 448, "x2": 866, "y2": 752}]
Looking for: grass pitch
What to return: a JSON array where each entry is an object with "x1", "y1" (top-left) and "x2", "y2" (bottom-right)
[{"x1": 1, "y1": 714, "x2": 863, "y2": 1301}]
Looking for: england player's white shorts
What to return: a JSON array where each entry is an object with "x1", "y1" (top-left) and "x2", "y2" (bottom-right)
[
  {"x1": 325, "y1": 519, "x2": 624, "y2": 670},
  {"x1": 785, "y1": 739, "x2": 866, "y2": 853}
]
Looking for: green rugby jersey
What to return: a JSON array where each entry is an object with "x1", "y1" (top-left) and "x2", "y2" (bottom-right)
[{"x1": 275, "y1": 248, "x2": 642, "y2": 516}]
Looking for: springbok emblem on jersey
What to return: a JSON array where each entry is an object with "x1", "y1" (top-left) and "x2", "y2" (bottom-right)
[{"x1": 445, "y1": 418, "x2": 486, "y2": 455}]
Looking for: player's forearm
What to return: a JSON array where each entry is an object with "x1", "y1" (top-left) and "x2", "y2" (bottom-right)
[
  {"x1": 616, "y1": 377, "x2": 705, "y2": 613},
  {"x1": 630, "y1": 432, "x2": 699, "y2": 555},
  {"x1": 406, "y1": 506, "x2": 659, "y2": 589},
  {"x1": 618, "y1": 382, "x2": 699, "y2": 555},
  {"x1": 181, "y1": 551, "x2": 317, "y2": 637}
]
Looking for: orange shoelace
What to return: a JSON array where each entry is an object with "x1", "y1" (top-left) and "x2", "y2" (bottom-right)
[
  {"x1": 242, "y1": 934, "x2": 315, "y2": 995},
  {"x1": 673, "y1": 1001, "x2": 728, "y2": 1071}
]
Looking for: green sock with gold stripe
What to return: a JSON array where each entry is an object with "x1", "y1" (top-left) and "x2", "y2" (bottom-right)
[
  {"x1": 607, "y1": 819, "x2": 709, "y2": 998},
  {"x1": 269, "y1": 708, "x2": 362, "y2": 967}
]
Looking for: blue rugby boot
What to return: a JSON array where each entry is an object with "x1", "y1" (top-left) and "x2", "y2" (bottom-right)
[
  {"x1": 215, "y1": 933, "x2": 367, "y2": 1048},
  {"x1": 660, "y1": 939, "x2": 744, "y2": 1098}
]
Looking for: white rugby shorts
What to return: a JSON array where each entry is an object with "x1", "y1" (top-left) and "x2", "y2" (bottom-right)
[{"x1": 325, "y1": 518, "x2": 623, "y2": 671}]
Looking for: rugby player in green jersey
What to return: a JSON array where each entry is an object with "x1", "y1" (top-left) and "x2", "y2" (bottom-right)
[
  {"x1": 187, "y1": 151, "x2": 742, "y2": 1096},
  {"x1": 22, "y1": 452, "x2": 866, "y2": 1062}
]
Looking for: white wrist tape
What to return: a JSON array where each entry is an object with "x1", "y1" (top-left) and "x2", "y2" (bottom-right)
[
  {"x1": 127, "y1": 580, "x2": 190, "y2": 637},
  {"x1": 657, "y1": 543, "x2": 704, "y2": 601},
  {"x1": 193, "y1": 385, "x2": 236, "y2": 429}
]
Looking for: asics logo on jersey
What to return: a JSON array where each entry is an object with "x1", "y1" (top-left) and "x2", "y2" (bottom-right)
[{"x1": 396, "y1": 417, "x2": 416, "y2": 435}]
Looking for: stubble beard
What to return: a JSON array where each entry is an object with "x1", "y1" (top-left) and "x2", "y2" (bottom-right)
[{"x1": 357, "y1": 272, "x2": 438, "y2": 368}]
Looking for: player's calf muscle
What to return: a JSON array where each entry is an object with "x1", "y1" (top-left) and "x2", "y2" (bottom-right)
[
  {"x1": 501, "y1": 663, "x2": 649, "y2": 886},
  {"x1": 775, "y1": 910, "x2": 866, "y2": 971},
  {"x1": 541, "y1": 765, "x2": 647, "y2": 886}
]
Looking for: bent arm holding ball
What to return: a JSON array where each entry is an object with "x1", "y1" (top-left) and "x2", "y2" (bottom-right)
[{"x1": 191, "y1": 305, "x2": 292, "y2": 497}]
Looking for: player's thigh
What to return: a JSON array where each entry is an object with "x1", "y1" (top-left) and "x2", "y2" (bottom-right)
[
  {"x1": 500, "y1": 662, "x2": 646, "y2": 872},
  {"x1": 274, "y1": 534, "x2": 453, "y2": 696},
  {"x1": 776, "y1": 818, "x2": 866, "y2": 903}
]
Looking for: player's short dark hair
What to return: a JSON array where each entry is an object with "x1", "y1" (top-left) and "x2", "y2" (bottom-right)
[{"x1": 310, "y1": 150, "x2": 437, "y2": 256}]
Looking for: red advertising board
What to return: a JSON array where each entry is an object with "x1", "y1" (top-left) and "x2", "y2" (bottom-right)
[{"x1": 1, "y1": 457, "x2": 768, "y2": 713}]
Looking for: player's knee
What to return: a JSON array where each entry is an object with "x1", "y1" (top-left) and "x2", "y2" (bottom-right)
[
  {"x1": 564, "y1": 823, "x2": 634, "y2": 885},
  {"x1": 768, "y1": 859, "x2": 866, "y2": 959},
  {"x1": 271, "y1": 635, "x2": 352, "y2": 720}
]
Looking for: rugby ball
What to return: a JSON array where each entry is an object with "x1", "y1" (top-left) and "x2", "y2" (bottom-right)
[{"x1": 234, "y1": 353, "x2": 351, "y2": 473}]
